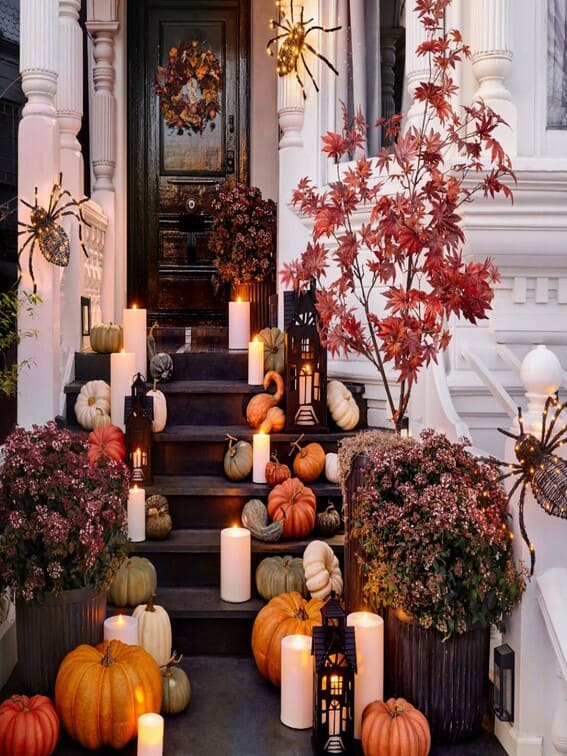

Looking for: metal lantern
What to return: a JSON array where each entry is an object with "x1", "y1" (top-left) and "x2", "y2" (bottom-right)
[
  {"x1": 311, "y1": 592, "x2": 357, "y2": 755},
  {"x1": 494, "y1": 644, "x2": 515, "y2": 722},
  {"x1": 285, "y1": 287, "x2": 327, "y2": 432},
  {"x1": 125, "y1": 372, "x2": 153, "y2": 485}
]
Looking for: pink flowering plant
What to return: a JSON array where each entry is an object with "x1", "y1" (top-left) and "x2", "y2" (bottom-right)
[
  {"x1": 352, "y1": 429, "x2": 526, "y2": 637},
  {"x1": 209, "y1": 183, "x2": 277, "y2": 294},
  {"x1": 0, "y1": 421, "x2": 129, "y2": 602},
  {"x1": 281, "y1": 0, "x2": 514, "y2": 433}
]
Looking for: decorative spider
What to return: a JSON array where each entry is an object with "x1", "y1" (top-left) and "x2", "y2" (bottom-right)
[
  {"x1": 18, "y1": 173, "x2": 89, "y2": 293},
  {"x1": 490, "y1": 393, "x2": 567, "y2": 575},
  {"x1": 266, "y1": 0, "x2": 341, "y2": 99}
]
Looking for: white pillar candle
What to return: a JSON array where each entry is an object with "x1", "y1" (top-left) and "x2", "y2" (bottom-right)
[
  {"x1": 110, "y1": 350, "x2": 136, "y2": 431},
  {"x1": 228, "y1": 299, "x2": 250, "y2": 350},
  {"x1": 248, "y1": 337, "x2": 264, "y2": 385},
  {"x1": 220, "y1": 526, "x2": 251, "y2": 602},
  {"x1": 281, "y1": 634, "x2": 313, "y2": 729},
  {"x1": 252, "y1": 431, "x2": 270, "y2": 483},
  {"x1": 104, "y1": 613, "x2": 138, "y2": 645},
  {"x1": 128, "y1": 485, "x2": 146, "y2": 542},
  {"x1": 123, "y1": 305, "x2": 147, "y2": 379},
  {"x1": 137, "y1": 712, "x2": 164, "y2": 756},
  {"x1": 347, "y1": 611, "x2": 384, "y2": 739}
]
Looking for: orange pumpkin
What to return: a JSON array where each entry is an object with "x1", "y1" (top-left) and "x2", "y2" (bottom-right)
[
  {"x1": 55, "y1": 640, "x2": 162, "y2": 750},
  {"x1": 265, "y1": 452, "x2": 291, "y2": 487},
  {"x1": 361, "y1": 698, "x2": 431, "y2": 756},
  {"x1": 0, "y1": 694, "x2": 59, "y2": 756},
  {"x1": 251, "y1": 591, "x2": 324, "y2": 686},
  {"x1": 290, "y1": 434, "x2": 325, "y2": 482},
  {"x1": 87, "y1": 424, "x2": 126, "y2": 464},
  {"x1": 267, "y1": 477, "x2": 316, "y2": 538}
]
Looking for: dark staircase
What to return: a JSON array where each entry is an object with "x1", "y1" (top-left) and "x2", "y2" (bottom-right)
[{"x1": 65, "y1": 327, "x2": 360, "y2": 656}]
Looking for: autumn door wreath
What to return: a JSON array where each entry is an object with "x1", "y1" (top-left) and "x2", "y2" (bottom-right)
[{"x1": 155, "y1": 40, "x2": 222, "y2": 135}]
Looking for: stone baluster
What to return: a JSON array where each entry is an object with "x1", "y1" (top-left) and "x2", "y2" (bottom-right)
[
  {"x1": 57, "y1": 0, "x2": 85, "y2": 379},
  {"x1": 470, "y1": 0, "x2": 517, "y2": 155},
  {"x1": 86, "y1": 5, "x2": 120, "y2": 322},
  {"x1": 18, "y1": 0, "x2": 62, "y2": 425},
  {"x1": 380, "y1": 26, "x2": 403, "y2": 145},
  {"x1": 552, "y1": 672, "x2": 567, "y2": 755}
]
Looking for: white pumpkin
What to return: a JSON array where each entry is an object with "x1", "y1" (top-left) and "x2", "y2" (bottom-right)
[
  {"x1": 147, "y1": 379, "x2": 167, "y2": 432},
  {"x1": 74, "y1": 379, "x2": 111, "y2": 430},
  {"x1": 303, "y1": 540, "x2": 343, "y2": 600},
  {"x1": 132, "y1": 594, "x2": 172, "y2": 667},
  {"x1": 327, "y1": 380, "x2": 360, "y2": 431},
  {"x1": 325, "y1": 452, "x2": 340, "y2": 484}
]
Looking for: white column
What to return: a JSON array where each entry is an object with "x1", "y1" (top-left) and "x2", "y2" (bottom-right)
[
  {"x1": 86, "y1": 7, "x2": 120, "y2": 323},
  {"x1": 403, "y1": 0, "x2": 429, "y2": 130},
  {"x1": 470, "y1": 0, "x2": 517, "y2": 155},
  {"x1": 58, "y1": 0, "x2": 85, "y2": 383},
  {"x1": 18, "y1": 0, "x2": 62, "y2": 426},
  {"x1": 552, "y1": 674, "x2": 567, "y2": 755}
]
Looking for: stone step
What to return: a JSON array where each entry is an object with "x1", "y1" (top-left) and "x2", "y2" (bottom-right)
[
  {"x1": 130, "y1": 528, "x2": 344, "y2": 588},
  {"x1": 146, "y1": 474, "x2": 343, "y2": 529}
]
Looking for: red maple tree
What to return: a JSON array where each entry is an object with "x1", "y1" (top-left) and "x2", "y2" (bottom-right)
[{"x1": 281, "y1": 0, "x2": 515, "y2": 434}]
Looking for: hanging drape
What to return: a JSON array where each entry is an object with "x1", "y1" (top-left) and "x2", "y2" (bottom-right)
[
  {"x1": 547, "y1": 0, "x2": 567, "y2": 129},
  {"x1": 335, "y1": 0, "x2": 382, "y2": 155}
]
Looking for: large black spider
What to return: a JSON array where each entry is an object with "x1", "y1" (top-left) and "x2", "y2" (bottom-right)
[
  {"x1": 266, "y1": 1, "x2": 341, "y2": 99},
  {"x1": 490, "y1": 393, "x2": 567, "y2": 575},
  {"x1": 18, "y1": 173, "x2": 89, "y2": 293}
]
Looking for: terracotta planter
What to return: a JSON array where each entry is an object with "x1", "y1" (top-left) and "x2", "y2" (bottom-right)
[
  {"x1": 385, "y1": 609, "x2": 490, "y2": 744},
  {"x1": 16, "y1": 586, "x2": 106, "y2": 696},
  {"x1": 231, "y1": 278, "x2": 275, "y2": 336}
]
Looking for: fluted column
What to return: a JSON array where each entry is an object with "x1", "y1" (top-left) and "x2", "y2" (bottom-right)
[
  {"x1": 470, "y1": 0, "x2": 517, "y2": 155},
  {"x1": 403, "y1": 0, "x2": 429, "y2": 130},
  {"x1": 86, "y1": 7, "x2": 119, "y2": 322},
  {"x1": 58, "y1": 0, "x2": 85, "y2": 369},
  {"x1": 18, "y1": 0, "x2": 62, "y2": 426}
]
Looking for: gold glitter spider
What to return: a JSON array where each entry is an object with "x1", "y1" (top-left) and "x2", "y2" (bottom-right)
[{"x1": 266, "y1": 1, "x2": 341, "y2": 99}]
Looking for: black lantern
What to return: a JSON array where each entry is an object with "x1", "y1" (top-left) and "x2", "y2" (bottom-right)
[
  {"x1": 285, "y1": 287, "x2": 327, "y2": 432},
  {"x1": 311, "y1": 592, "x2": 357, "y2": 754},
  {"x1": 125, "y1": 372, "x2": 153, "y2": 485},
  {"x1": 494, "y1": 643, "x2": 515, "y2": 722}
]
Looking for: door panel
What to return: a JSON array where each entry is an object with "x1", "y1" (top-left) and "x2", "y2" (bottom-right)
[{"x1": 127, "y1": 0, "x2": 249, "y2": 325}]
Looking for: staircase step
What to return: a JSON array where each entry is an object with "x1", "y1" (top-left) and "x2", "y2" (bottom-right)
[{"x1": 171, "y1": 350, "x2": 247, "y2": 380}]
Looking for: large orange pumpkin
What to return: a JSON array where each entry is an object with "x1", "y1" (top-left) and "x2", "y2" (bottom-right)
[
  {"x1": 0, "y1": 694, "x2": 60, "y2": 756},
  {"x1": 267, "y1": 477, "x2": 316, "y2": 538},
  {"x1": 55, "y1": 640, "x2": 162, "y2": 750},
  {"x1": 251, "y1": 591, "x2": 324, "y2": 686},
  {"x1": 361, "y1": 698, "x2": 431, "y2": 756},
  {"x1": 87, "y1": 423, "x2": 126, "y2": 464}
]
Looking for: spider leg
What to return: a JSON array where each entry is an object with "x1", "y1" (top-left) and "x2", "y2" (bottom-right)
[
  {"x1": 267, "y1": 31, "x2": 292, "y2": 49},
  {"x1": 17, "y1": 224, "x2": 36, "y2": 234},
  {"x1": 17, "y1": 233, "x2": 35, "y2": 254},
  {"x1": 299, "y1": 51, "x2": 320, "y2": 93},
  {"x1": 305, "y1": 25, "x2": 342, "y2": 35},
  {"x1": 496, "y1": 466, "x2": 524, "y2": 483},
  {"x1": 21, "y1": 238, "x2": 38, "y2": 294},
  {"x1": 539, "y1": 394, "x2": 555, "y2": 445},
  {"x1": 517, "y1": 406, "x2": 525, "y2": 435},
  {"x1": 497, "y1": 427, "x2": 520, "y2": 441},
  {"x1": 543, "y1": 402, "x2": 567, "y2": 449},
  {"x1": 77, "y1": 217, "x2": 89, "y2": 259},
  {"x1": 517, "y1": 481, "x2": 536, "y2": 575},
  {"x1": 303, "y1": 42, "x2": 340, "y2": 76},
  {"x1": 19, "y1": 198, "x2": 36, "y2": 211}
]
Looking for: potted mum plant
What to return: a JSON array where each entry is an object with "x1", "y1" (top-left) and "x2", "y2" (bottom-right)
[
  {"x1": 209, "y1": 183, "x2": 277, "y2": 333},
  {"x1": 281, "y1": 0, "x2": 514, "y2": 434},
  {"x1": 339, "y1": 428, "x2": 527, "y2": 743},
  {"x1": 0, "y1": 421, "x2": 130, "y2": 695}
]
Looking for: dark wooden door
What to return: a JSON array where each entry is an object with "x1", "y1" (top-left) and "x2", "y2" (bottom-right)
[{"x1": 127, "y1": 0, "x2": 249, "y2": 325}]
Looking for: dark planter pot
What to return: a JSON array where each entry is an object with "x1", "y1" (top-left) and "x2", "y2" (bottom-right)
[
  {"x1": 343, "y1": 452, "x2": 372, "y2": 615},
  {"x1": 16, "y1": 586, "x2": 106, "y2": 696},
  {"x1": 231, "y1": 278, "x2": 275, "y2": 336},
  {"x1": 385, "y1": 609, "x2": 490, "y2": 744}
]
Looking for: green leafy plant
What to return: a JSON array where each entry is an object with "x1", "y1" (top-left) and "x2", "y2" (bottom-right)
[
  {"x1": 0, "y1": 288, "x2": 40, "y2": 398},
  {"x1": 281, "y1": 0, "x2": 515, "y2": 433}
]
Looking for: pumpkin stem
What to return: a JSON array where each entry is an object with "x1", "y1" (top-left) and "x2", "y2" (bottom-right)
[
  {"x1": 295, "y1": 604, "x2": 309, "y2": 621},
  {"x1": 152, "y1": 378, "x2": 158, "y2": 392},
  {"x1": 10, "y1": 694, "x2": 29, "y2": 712},
  {"x1": 101, "y1": 643, "x2": 117, "y2": 667},
  {"x1": 146, "y1": 594, "x2": 156, "y2": 612},
  {"x1": 160, "y1": 650, "x2": 184, "y2": 672},
  {"x1": 289, "y1": 433, "x2": 305, "y2": 456},
  {"x1": 391, "y1": 702, "x2": 407, "y2": 718}
]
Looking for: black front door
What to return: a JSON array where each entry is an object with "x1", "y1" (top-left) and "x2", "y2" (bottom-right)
[{"x1": 127, "y1": 0, "x2": 250, "y2": 325}]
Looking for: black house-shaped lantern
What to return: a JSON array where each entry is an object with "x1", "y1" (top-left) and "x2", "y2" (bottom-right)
[
  {"x1": 311, "y1": 592, "x2": 357, "y2": 755},
  {"x1": 285, "y1": 287, "x2": 327, "y2": 432},
  {"x1": 125, "y1": 372, "x2": 153, "y2": 485}
]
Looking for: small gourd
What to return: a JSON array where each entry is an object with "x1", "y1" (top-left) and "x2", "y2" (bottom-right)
[
  {"x1": 257, "y1": 326, "x2": 285, "y2": 374},
  {"x1": 108, "y1": 556, "x2": 158, "y2": 607},
  {"x1": 133, "y1": 594, "x2": 172, "y2": 667},
  {"x1": 160, "y1": 652, "x2": 191, "y2": 715},
  {"x1": 223, "y1": 434, "x2": 253, "y2": 481},
  {"x1": 255, "y1": 555, "x2": 308, "y2": 600},
  {"x1": 145, "y1": 494, "x2": 173, "y2": 540},
  {"x1": 327, "y1": 380, "x2": 360, "y2": 430},
  {"x1": 0, "y1": 694, "x2": 60, "y2": 756},
  {"x1": 147, "y1": 379, "x2": 167, "y2": 432},
  {"x1": 89, "y1": 322, "x2": 124, "y2": 354},
  {"x1": 241, "y1": 498, "x2": 283, "y2": 542},
  {"x1": 316, "y1": 504, "x2": 342, "y2": 537},
  {"x1": 260, "y1": 405, "x2": 286, "y2": 433},
  {"x1": 147, "y1": 322, "x2": 173, "y2": 382},
  {"x1": 265, "y1": 452, "x2": 291, "y2": 487},
  {"x1": 290, "y1": 434, "x2": 325, "y2": 483},
  {"x1": 246, "y1": 371, "x2": 285, "y2": 429},
  {"x1": 325, "y1": 452, "x2": 340, "y2": 484},
  {"x1": 87, "y1": 423, "x2": 126, "y2": 464},
  {"x1": 303, "y1": 540, "x2": 343, "y2": 599},
  {"x1": 74, "y1": 379, "x2": 111, "y2": 430},
  {"x1": 92, "y1": 406, "x2": 112, "y2": 429}
]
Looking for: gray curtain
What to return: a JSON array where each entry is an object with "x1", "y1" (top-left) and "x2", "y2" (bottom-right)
[{"x1": 547, "y1": 0, "x2": 567, "y2": 129}]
